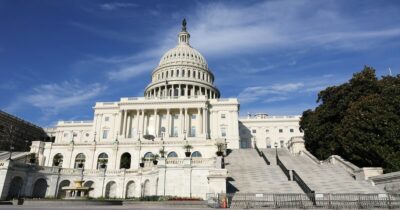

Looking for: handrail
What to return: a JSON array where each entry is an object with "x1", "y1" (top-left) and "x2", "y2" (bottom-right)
[
  {"x1": 254, "y1": 144, "x2": 270, "y2": 165},
  {"x1": 277, "y1": 156, "x2": 291, "y2": 180},
  {"x1": 292, "y1": 170, "x2": 314, "y2": 194}
]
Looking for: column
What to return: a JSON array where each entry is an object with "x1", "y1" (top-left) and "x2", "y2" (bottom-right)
[
  {"x1": 209, "y1": 110, "x2": 213, "y2": 139},
  {"x1": 122, "y1": 110, "x2": 128, "y2": 138},
  {"x1": 140, "y1": 110, "x2": 145, "y2": 136},
  {"x1": 127, "y1": 113, "x2": 132, "y2": 138},
  {"x1": 136, "y1": 110, "x2": 140, "y2": 139},
  {"x1": 198, "y1": 108, "x2": 203, "y2": 136},
  {"x1": 118, "y1": 110, "x2": 123, "y2": 135},
  {"x1": 179, "y1": 108, "x2": 183, "y2": 137},
  {"x1": 185, "y1": 108, "x2": 189, "y2": 138},
  {"x1": 154, "y1": 109, "x2": 158, "y2": 137},
  {"x1": 166, "y1": 109, "x2": 170, "y2": 138},
  {"x1": 204, "y1": 108, "x2": 208, "y2": 139},
  {"x1": 143, "y1": 112, "x2": 148, "y2": 135},
  {"x1": 178, "y1": 84, "x2": 181, "y2": 97},
  {"x1": 113, "y1": 113, "x2": 118, "y2": 138},
  {"x1": 185, "y1": 85, "x2": 188, "y2": 97},
  {"x1": 97, "y1": 114, "x2": 103, "y2": 141}
]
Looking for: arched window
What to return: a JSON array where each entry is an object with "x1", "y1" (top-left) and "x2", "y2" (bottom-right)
[
  {"x1": 191, "y1": 151, "x2": 202, "y2": 158},
  {"x1": 188, "y1": 70, "x2": 191, "y2": 77},
  {"x1": 97, "y1": 153, "x2": 108, "y2": 169},
  {"x1": 32, "y1": 178, "x2": 47, "y2": 198},
  {"x1": 167, "y1": 152, "x2": 178, "y2": 158},
  {"x1": 105, "y1": 181, "x2": 117, "y2": 198},
  {"x1": 182, "y1": 70, "x2": 185, "y2": 77},
  {"x1": 161, "y1": 72, "x2": 164, "y2": 79},
  {"x1": 144, "y1": 152, "x2": 154, "y2": 160},
  {"x1": 120, "y1": 153, "x2": 131, "y2": 169},
  {"x1": 166, "y1": 71, "x2": 169, "y2": 78},
  {"x1": 171, "y1": 70, "x2": 174, "y2": 77},
  {"x1": 53, "y1": 153, "x2": 63, "y2": 167},
  {"x1": 74, "y1": 153, "x2": 86, "y2": 168},
  {"x1": 176, "y1": 70, "x2": 179, "y2": 77}
]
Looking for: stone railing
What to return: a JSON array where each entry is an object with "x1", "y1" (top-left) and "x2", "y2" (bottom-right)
[
  {"x1": 241, "y1": 115, "x2": 301, "y2": 120},
  {"x1": 325, "y1": 155, "x2": 361, "y2": 177},
  {"x1": 301, "y1": 150, "x2": 322, "y2": 165},
  {"x1": 165, "y1": 158, "x2": 185, "y2": 165},
  {"x1": 192, "y1": 158, "x2": 215, "y2": 166},
  {"x1": 58, "y1": 120, "x2": 93, "y2": 125}
]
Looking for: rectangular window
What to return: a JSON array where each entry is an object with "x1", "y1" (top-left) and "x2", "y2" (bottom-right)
[
  {"x1": 290, "y1": 129, "x2": 294, "y2": 133},
  {"x1": 252, "y1": 129, "x2": 256, "y2": 134},
  {"x1": 279, "y1": 129, "x2": 283, "y2": 133},
  {"x1": 280, "y1": 140, "x2": 284, "y2": 148},
  {"x1": 105, "y1": 116, "x2": 109, "y2": 122},
  {"x1": 191, "y1": 115, "x2": 196, "y2": 119},
  {"x1": 102, "y1": 130, "x2": 109, "y2": 139},
  {"x1": 221, "y1": 127, "x2": 226, "y2": 137},
  {"x1": 173, "y1": 115, "x2": 178, "y2": 119},
  {"x1": 191, "y1": 126, "x2": 196, "y2": 137},
  {"x1": 221, "y1": 114, "x2": 226, "y2": 119}
]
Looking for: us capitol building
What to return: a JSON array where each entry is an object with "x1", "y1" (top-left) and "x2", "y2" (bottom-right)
[{"x1": 1, "y1": 20, "x2": 390, "y2": 201}]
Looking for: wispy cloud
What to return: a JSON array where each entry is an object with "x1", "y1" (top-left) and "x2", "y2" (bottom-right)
[
  {"x1": 238, "y1": 82, "x2": 304, "y2": 104},
  {"x1": 99, "y1": 2, "x2": 137, "y2": 11},
  {"x1": 184, "y1": 0, "x2": 400, "y2": 57},
  {"x1": 108, "y1": 60, "x2": 156, "y2": 80},
  {"x1": 5, "y1": 81, "x2": 106, "y2": 118}
]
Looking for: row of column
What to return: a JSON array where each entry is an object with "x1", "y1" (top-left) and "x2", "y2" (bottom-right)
[
  {"x1": 145, "y1": 84, "x2": 217, "y2": 99},
  {"x1": 119, "y1": 108, "x2": 209, "y2": 140}
]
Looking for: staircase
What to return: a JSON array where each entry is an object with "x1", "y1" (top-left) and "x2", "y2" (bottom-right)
[
  {"x1": 225, "y1": 149, "x2": 302, "y2": 193},
  {"x1": 263, "y1": 148, "x2": 384, "y2": 194}
]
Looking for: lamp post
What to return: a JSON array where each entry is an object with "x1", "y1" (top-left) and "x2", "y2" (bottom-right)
[
  {"x1": 161, "y1": 131, "x2": 164, "y2": 141},
  {"x1": 138, "y1": 130, "x2": 141, "y2": 141},
  {"x1": 184, "y1": 130, "x2": 186, "y2": 140},
  {"x1": 274, "y1": 142, "x2": 278, "y2": 165}
]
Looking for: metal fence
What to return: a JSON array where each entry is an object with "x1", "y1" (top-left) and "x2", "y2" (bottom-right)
[{"x1": 207, "y1": 193, "x2": 400, "y2": 209}]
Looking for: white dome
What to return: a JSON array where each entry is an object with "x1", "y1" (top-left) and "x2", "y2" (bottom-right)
[
  {"x1": 144, "y1": 19, "x2": 220, "y2": 99},
  {"x1": 158, "y1": 44, "x2": 208, "y2": 69}
]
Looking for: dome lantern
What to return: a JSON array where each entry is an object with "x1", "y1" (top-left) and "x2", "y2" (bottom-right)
[{"x1": 178, "y1": 18, "x2": 190, "y2": 45}]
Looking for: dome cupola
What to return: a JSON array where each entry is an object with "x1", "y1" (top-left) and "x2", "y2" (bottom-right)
[{"x1": 144, "y1": 19, "x2": 220, "y2": 99}]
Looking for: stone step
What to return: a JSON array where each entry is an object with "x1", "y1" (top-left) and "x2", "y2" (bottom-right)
[
  {"x1": 262, "y1": 148, "x2": 384, "y2": 194},
  {"x1": 225, "y1": 149, "x2": 302, "y2": 193}
]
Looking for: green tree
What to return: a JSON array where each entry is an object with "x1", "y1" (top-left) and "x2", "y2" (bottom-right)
[{"x1": 300, "y1": 66, "x2": 400, "y2": 172}]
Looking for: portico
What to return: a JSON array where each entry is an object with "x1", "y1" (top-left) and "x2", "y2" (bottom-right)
[{"x1": 116, "y1": 99, "x2": 209, "y2": 141}]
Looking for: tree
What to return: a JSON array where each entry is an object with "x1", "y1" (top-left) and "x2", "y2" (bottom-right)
[{"x1": 300, "y1": 66, "x2": 400, "y2": 172}]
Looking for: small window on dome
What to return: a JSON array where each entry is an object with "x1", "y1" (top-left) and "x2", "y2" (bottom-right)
[
  {"x1": 182, "y1": 70, "x2": 185, "y2": 77},
  {"x1": 177, "y1": 70, "x2": 179, "y2": 77}
]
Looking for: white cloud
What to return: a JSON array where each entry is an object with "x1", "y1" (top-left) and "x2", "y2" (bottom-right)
[
  {"x1": 99, "y1": 3, "x2": 137, "y2": 11},
  {"x1": 8, "y1": 81, "x2": 106, "y2": 116},
  {"x1": 108, "y1": 60, "x2": 156, "y2": 80},
  {"x1": 183, "y1": 1, "x2": 400, "y2": 57},
  {"x1": 263, "y1": 96, "x2": 289, "y2": 103},
  {"x1": 238, "y1": 82, "x2": 303, "y2": 104}
]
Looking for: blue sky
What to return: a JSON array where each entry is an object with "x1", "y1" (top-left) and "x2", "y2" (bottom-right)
[{"x1": 1, "y1": 0, "x2": 400, "y2": 127}]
